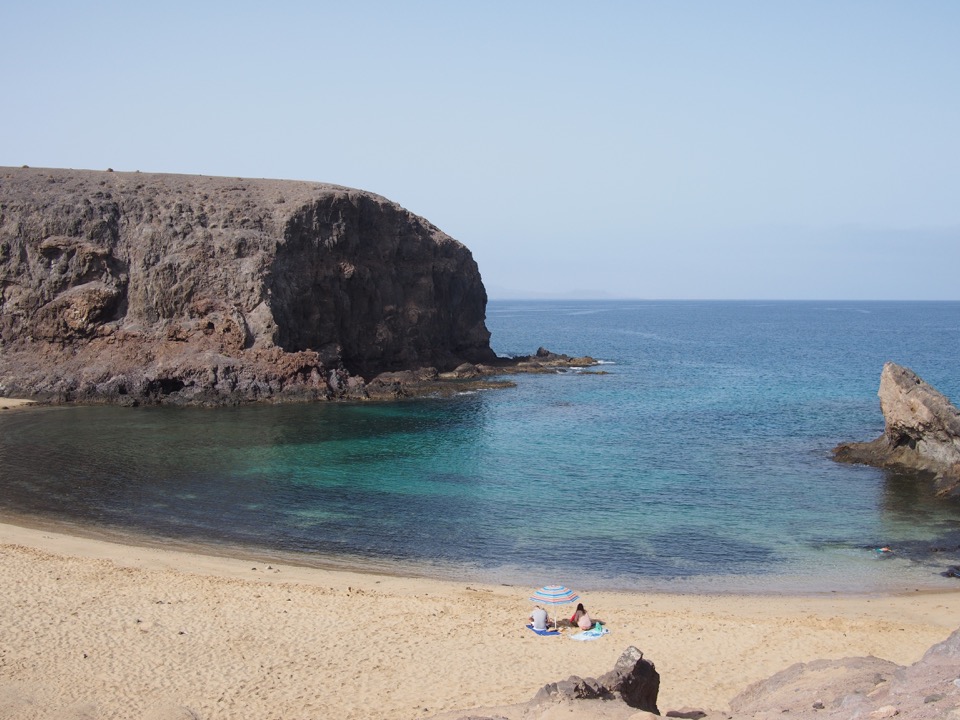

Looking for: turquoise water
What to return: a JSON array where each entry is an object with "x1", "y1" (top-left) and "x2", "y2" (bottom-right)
[{"x1": 2, "y1": 300, "x2": 960, "y2": 592}]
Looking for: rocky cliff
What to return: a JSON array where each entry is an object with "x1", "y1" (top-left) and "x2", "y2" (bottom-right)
[
  {"x1": 833, "y1": 362, "x2": 960, "y2": 496},
  {"x1": 0, "y1": 167, "x2": 496, "y2": 404}
]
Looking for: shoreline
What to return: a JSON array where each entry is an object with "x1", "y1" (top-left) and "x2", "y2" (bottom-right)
[
  {"x1": 2, "y1": 519, "x2": 959, "y2": 719},
  {"x1": 3, "y1": 508, "x2": 956, "y2": 598}
]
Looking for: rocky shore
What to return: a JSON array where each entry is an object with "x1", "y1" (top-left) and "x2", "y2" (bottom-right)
[{"x1": 1, "y1": 167, "x2": 596, "y2": 407}]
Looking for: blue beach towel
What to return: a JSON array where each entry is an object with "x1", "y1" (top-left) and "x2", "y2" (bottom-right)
[
  {"x1": 526, "y1": 623, "x2": 560, "y2": 636},
  {"x1": 568, "y1": 622, "x2": 609, "y2": 641}
]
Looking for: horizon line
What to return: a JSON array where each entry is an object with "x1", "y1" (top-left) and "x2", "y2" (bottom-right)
[{"x1": 486, "y1": 296, "x2": 960, "y2": 303}]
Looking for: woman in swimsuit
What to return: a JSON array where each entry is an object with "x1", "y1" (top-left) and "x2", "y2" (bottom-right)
[{"x1": 571, "y1": 602, "x2": 593, "y2": 630}]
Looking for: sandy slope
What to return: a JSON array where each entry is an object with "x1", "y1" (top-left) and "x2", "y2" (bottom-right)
[{"x1": 1, "y1": 521, "x2": 958, "y2": 720}]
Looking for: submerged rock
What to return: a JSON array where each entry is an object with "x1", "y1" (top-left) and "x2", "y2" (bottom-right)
[{"x1": 833, "y1": 362, "x2": 960, "y2": 497}]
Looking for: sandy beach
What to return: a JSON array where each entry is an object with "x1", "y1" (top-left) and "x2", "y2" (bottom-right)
[
  {"x1": 0, "y1": 520, "x2": 958, "y2": 720},
  {"x1": 0, "y1": 398, "x2": 35, "y2": 410}
]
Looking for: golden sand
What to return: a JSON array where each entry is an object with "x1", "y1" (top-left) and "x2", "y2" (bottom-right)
[{"x1": 0, "y1": 520, "x2": 957, "y2": 719}]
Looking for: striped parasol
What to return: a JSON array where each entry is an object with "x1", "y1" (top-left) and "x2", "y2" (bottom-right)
[
  {"x1": 529, "y1": 585, "x2": 580, "y2": 605},
  {"x1": 529, "y1": 585, "x2": 580, "y2": 630}
]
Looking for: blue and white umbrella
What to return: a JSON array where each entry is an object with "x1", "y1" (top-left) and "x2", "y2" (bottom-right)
[{"x1": 529, "y1": 585, "x2": 580, "y2": 629}]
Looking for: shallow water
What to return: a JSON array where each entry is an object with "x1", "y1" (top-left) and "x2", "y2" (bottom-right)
[{"x1": 2, "y1": 300, "x2": 959, "y2": 592}]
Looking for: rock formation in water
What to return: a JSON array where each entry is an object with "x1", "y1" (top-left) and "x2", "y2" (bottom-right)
[
  {"x1": 0, "y1": 166, "x2": 499, "y2": 404},
  {"x1": 833, "y1": 362, "x2": 960, "y2": 496}
]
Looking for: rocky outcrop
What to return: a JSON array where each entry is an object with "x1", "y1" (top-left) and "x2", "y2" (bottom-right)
[
  {"x1": 0, "y1": 167, "x2": 497, "y2": 404},
  {"x1": 428, "y1": 646, "x2": 661, "y2": 720},
  {"x1": 833, "y1": 362, "x2": 960, "y2": 496},
  {"x1": 600, "y1": 646, "x2": 661, "y2": 713},
  {"x1": 433, "y1": 630, "x2": 960, "y2": 720},
  {"x1": 532, "y1": 646, "x2": 661, "y2": 714},
  {"x1": 728, "y1": 656, "x2": 901, "y2": 717},
  {"x1": 727, "y1": 627, "x2": 960, "y2": 720}
]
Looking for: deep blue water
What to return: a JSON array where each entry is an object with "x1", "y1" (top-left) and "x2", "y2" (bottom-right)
[{"x1": 2, "y1": 300, "x2": 960, "y2": 592}]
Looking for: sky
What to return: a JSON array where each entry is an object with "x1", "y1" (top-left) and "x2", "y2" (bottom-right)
[{"x1": 2, "y1": 1, "x2": 958, "y2": 300}]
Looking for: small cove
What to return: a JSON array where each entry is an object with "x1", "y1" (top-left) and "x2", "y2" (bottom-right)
[{"x1": 2, "y1": 300, "x2": 959, "y2": 593}]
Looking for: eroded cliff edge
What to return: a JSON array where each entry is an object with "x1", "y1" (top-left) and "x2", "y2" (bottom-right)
[
  {"x1": 0, "y1": 167, "x2": 500, "y2": 404},
  {"x1": 833, "y1": 362, "x2": 960, "y2": 497}
]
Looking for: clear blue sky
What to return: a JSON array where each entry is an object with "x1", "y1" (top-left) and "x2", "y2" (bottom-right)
[{"x1": 3, "y1": 1, "x2": 958, "y2": 299}]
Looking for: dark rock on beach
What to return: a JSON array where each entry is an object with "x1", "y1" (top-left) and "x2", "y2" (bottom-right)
[
  {"x1": 430, "y1": 645, "x2": 661, "y2": 720},
  {"x1": 432, "y1": 629, "x2": 960, "y2": 720},
  {"x1": 530, "y1": 646, "x2": 660, "y2": 714},
  {"x1": 833, "y1": 362, "x2": 960, "y2": 497},
  {"x1": 596, "y1": 645, "x2": 661, "y2": 714},
  {"x1": 0, "y1": 167, "x2": 596, "y2": 406}
]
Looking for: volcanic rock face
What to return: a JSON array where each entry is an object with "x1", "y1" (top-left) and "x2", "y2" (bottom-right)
[
  {"x1": 0, "y1": 167, "x2": 495, "y2": 404},
  {"x1": 727, "y1": 628, "x2": 960, "y2": 720},
  {"x1": 833, "y1": 362, "x2": 960, "y2": 496}
]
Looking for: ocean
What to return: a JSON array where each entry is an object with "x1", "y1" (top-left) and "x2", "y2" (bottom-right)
[{"x1": 2, "y1": 300, "x2": 959, "y2": 593}]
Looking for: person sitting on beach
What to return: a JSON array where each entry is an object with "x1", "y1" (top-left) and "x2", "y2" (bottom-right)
[
  {"x1": 571, "y1": 602, "x2": 593, "y2": 630},
  {"x1": 530, "y1": 605, "x2": 549, "y2": 631}
]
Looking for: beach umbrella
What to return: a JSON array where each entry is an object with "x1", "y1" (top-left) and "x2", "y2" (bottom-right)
[{"x1": 529, "y1": 585, "x2": 580, "y2": 629}]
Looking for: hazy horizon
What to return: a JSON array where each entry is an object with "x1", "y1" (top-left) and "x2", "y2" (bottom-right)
[
  {"x1": 2, "y1": 2, "x2": 958, "y2": 300},
  {"x1": 485, "y1": 293, "x2": 960, "y2": 302}
]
